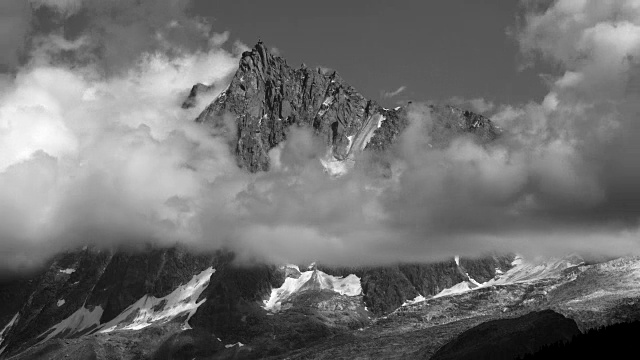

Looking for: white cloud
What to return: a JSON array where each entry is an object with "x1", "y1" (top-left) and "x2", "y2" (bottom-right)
[
  {"x1": 4, "y1": 0, "x2": 640, "y2": 270},
  {"x1": 0, "y1": 34, "x2": 240, "y2": 269},
  {"x1": 382, "y1": 85, "x2": 407, "y2": 98}
]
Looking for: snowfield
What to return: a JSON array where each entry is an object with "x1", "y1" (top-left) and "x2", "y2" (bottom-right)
[
  {"x1": 263, "y1": 269, "x2": 362, "y2": 312},
  {"x1": 39, "y1": 267, "x2": 215, "y2": 340},
  {"x1": 99, "y1": 267, "x2": 215, "y2": 332}
]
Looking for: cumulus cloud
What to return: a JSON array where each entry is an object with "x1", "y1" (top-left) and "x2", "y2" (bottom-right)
[
  {"x1": 1, "y1": 0, "x2": 224, "y2": 75},
  {"x1": 230, "y1": 0, "x2": 640, "y2": 264},
  {"x1": 0, "y1": 19, "x2": 241, "y2": 270},
  {"x1": 2, "y1": 0, "x2": 640, "y2": 271}
]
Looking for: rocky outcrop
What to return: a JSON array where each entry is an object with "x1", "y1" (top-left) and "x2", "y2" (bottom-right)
[
  {"x1": 192, "y1": 41, "x2": 500, "y2": 172},
  {"x1": 319, "y1": 255, "x2": 513, "y2": 315},
  {"x1": 181, "y1": 83, "x2": 215, "y2": 109}
]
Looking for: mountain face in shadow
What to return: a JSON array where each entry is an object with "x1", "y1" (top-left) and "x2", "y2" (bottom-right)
[{"x1": 429, "y1": 310, "x2": 580, "y2": 360}]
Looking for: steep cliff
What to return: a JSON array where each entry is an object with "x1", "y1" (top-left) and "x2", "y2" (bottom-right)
[{"x1": 193, "y1": 41, "x2": 499, "y2": 172}]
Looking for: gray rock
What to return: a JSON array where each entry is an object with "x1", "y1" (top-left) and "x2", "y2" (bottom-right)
[{"x1": 190, "y1": 41, "x2": 500, "y2": 172}]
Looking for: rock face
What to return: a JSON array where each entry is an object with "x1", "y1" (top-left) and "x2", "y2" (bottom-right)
[
  {"x1": 319, "y1": 256, "x2": 512, "y2": 315},
  {"x1": 194, "y1": 41, "x2": 499, "y2": 172},
  {"x1": 181, "y1": 83, "x2": 215, "y2": 109}
]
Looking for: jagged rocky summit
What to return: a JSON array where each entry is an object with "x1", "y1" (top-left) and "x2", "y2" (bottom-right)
[{"x1": 190, "y1": 41, "x2": 500, "y2": 172}]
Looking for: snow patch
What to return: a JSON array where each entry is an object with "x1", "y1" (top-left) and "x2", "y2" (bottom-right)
[
  {"x1": 486, "y1": 255, "x2": 583, "y2": 286},
  {"x1": 433, "y1": 282, "x2": 474, "y2": 299},
  {"x1": 59, "y1": 268, "x2": 75, "y2": 275},
  {"x1": 316, "y1": 96, "x2": 335, "y2": 117},
  {"x1": 263, "y1": 270, "x2": 361, "y2": 312},
  {"x1": 99, "y1": 267, "x2": 215, "y2": 333},
  {"x1": 0, "y1": 313, "x2": 19, "y2": 346},
  {"x1": 454, "y1": 255, "x2": 460, "y2": 266},
  {"x1": 511, "y1": 255, "x2": 524, "y2": 266},
  {"x1": 41, "y1": 268, "x2": 215, "y2": 340},
  {"x1": 346, "y1": 135, "x2": 354, "y2": 153},
  {"x1": 466, "y1": 274, "x2": 482, "y2": 287},
  {"x1": 225, "y1": 342, "x2": 245, "y2": 348},
  {"x1": 286, "y1": 264, "x2": 301, "y2": 272},
  {"x1": 360, "y1": 114, "x2": 385, "y2": 150},
  {"x1": 431, "y1": 255, "x2": 584, "y2": 301},
  {"x1": 402, "y1": 295, "x2": 426, "y2": 306},
  {"x1": 42, "y1": 305, "x2": 103, "y2": 342}
]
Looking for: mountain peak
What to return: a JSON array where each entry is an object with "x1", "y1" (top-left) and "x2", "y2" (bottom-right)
[{"x1": 190, "y1": 43, "x2": 499, "y2": 173}]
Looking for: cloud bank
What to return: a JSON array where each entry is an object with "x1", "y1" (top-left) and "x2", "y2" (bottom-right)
[{"x1": 2, "y1": 0, "x2": 640, "y2": 271}]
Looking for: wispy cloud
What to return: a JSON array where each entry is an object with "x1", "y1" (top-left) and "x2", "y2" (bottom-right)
[{"x1": 382, "y1": 85, "x2": 407, "y2": 98}]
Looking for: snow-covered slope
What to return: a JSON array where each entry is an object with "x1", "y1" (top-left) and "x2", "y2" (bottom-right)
[
  {"x1": 485, "y1": 255, "x2": 583, "y2": 286},
  {"x1": 39, "y1": 267, "x2": 215, "y2": 341},
  {"x1": 433, "y1": 282, "x2": 475, "y2": 299},
  {"x1": 99, "y1": 267, "x2": 215, "y2": 332},
  {"x1": 402, "y1": 295, "x2": 427, "y2": 306},
  {"x1": 263, "y1": 268, "x2": 361, "y2": 312},
  {"x1": 402, "y1": 255, "x2": 584, "y2": 306},
  {"x1": 320, "y1": 113, "x2": 386, "y2": 177}
]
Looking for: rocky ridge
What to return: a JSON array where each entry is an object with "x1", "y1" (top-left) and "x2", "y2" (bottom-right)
[{"x1": 193, "y1": 41, "x2": 500, "y2": 172}]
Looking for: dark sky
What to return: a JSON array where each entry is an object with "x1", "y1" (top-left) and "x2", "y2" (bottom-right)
[{"x1": 191, "y1": 0, "x2": 550, "y2": 107}]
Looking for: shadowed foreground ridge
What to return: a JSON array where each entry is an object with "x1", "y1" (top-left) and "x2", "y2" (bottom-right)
[
  {"x1": 522, "y1": 319, "x2": 640, "y2": 359},
  {"x1": 430, "y1": 310, "x2": 580, "y2": 360}
]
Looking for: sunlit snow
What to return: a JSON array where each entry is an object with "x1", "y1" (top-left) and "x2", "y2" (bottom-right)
[
  {"x1": 41, "y1": 267, "x2": 215, "y2": 340},
  {"x1": 484, "y1": 255, "x2": 583, "y2": 286},
  {"x1": 225, "y1": 342, "x2": 245, "y2": 348},
  {"x1": 99, "y1": 267, "x2": 215, "y2": 333},
  {"x1": 263, "y1": 269, "x2": 361, "y2": 312},
  {"x1": 402, "y1": 294, "x2": 427, "y2": 306},
  {"x1": 433, "y1": 282, "x2": 474, "y2": 299}
]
